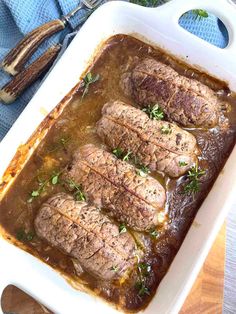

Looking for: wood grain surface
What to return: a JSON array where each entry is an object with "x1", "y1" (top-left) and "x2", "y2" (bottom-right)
[{"x1": 1, "y1": 224, "x2": 226, "y2": 314}]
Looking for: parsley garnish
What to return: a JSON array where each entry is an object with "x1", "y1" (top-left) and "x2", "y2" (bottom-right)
[
  {"x1": 184, "y1": 165, "x2": 205, "y2": 194},
  {"x1": 142, "y1": 104, "x2": 164, "y2": 120},
  {"x1": 82, "y1": 72, "x2": 100, "y2": 99},
  {"x1": 119, "y1": 223, "x2": 127, "y2": 234}
]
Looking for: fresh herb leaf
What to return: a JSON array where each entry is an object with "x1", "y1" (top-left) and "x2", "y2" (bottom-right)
[
  {"x1": 119, "y1": 223, "x2": 127, "y2": 234},
  {"x1": 67, "y1": 179, "x2": 86, "y2": 201},
  {"x1": 16, "y1": 229, "x2": 35, "y2": 242},
  {"x1": 112, "y1": 147, "x2": 124, "y2": 159},
  {"x1": 138, "y1": 263, "x2": 151, "y2": 276},
  {"x1": 192, "y1": 9, "x2": 208, "y2": 20},
  {"x1": 112, "y1": 148, "x2": 132, "y2": 162},
  {"x1": 142, "y1": 104, "x2": 164, "y2": 120},
  {"x1": 51, "y1": 174, "x2": 59, "y2": 185},
  {"x1": 111, "y1": 265, "x2": 119, "y2": 272},
  {"x1": 179, "y1": 161, "x2": 188, "y2": 167},
  {"x1": 28, "y1": 170, "x2": 63, "y2": 202},
  {"x1": 122, "y1": 151, "x2": 132, "y2": 162},
  {"x1": 184, "y1": 165, "x2": 206, "y2": 194},
  {"x1": 149, "y1": 229, "x2": 159, "y2": 239},
  {"x1": 48, "y1": 137, "x2": 71, "y2": 153},
  {"x1": 82, "y1": 72, "x2": 100, "y2": 99},
  {"x1": 136, "y1": 165, "x2": 150, "y2": 177},
  {"x1": 160, "y1": 125, "x2": 172, "y2": 135},
  {"x1": 135, "y1": 281, "x2": 150, "y2": 296}
]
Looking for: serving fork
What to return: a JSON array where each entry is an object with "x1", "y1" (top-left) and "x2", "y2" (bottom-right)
[
  {"x1": 0, "y1": 0, "x2": 103, "y2": 104},
  {"x1": 2, "y1": 0, "x2": 103, "y2": 76}
]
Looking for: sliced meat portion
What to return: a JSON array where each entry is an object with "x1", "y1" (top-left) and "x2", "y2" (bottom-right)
[
  {"x1": 65, "y1": 144, "x2": 166, "y2": 231},
  {"x1": 35, "y1": 192, "x2": 137, "y2": 281},
  {"x1": 121, "y1": 58, "x2": 221, "y2": 128},
  {"x1": 97, "y1": 101, "x2": 199, "y2": 177}
]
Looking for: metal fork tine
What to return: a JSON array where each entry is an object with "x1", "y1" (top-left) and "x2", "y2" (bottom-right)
[
  {"x1": 82, "y1": 0, "x2": 103, "y2": 8},
  {"x1": 90, "y1": 0, "x2": 102, "y2": 6}
]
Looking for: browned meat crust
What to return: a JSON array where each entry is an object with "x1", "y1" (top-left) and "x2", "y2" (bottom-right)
[
  {"x1": 66, "y1": 144, "x2": 166, "y2": 231},
  {"x1": 121, "y1": 58, "x2": 221, "y2": 128},
  {"x1": 35, "y1": 192, "x2": 137, "y2": 281},
  {"x1": 97, "y1": 101, "x2": 199, "y2": 177}
]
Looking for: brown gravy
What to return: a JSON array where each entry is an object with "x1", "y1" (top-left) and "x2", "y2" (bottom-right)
[{"x1": 0, "y1": 35, "x2": 236, "y2": 312}]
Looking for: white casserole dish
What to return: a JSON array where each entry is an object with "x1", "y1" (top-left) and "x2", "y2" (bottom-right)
[{"x1": 0, "y1": 0, "x2": 236, "y2": 313}]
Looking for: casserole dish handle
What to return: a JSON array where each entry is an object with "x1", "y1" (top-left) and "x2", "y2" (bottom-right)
[{"x1": 160, "y1": 0, "x2": 236, "y2": 51}]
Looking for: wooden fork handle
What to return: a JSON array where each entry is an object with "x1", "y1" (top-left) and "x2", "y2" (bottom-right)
[
  {"x1": 1, "y1": 19, "x2": 65, "y2": 76},
  {"x1": 0, "y1": 44, "x2": 61, "y2": 104}
]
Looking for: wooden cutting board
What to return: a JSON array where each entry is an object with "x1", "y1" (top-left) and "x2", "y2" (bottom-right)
[{"x1": 1, "y1": 224, "x2": 225, "y2": 314}]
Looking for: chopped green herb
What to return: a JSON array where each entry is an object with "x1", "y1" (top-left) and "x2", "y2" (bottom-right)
[
  {"x1": 138, "y1": 263, "x2": 151, "y2": 276},
  {"x1": 119, "y1": 223, "x2": 127, "y2": 234},
  {"x1": 112, "y1": 148, "x2": 132, "y2": 162},
  {"x1": 149, "y1": 229, "x2": 159, "y2": 239},
  {"x1": 135, "y1": 281, "x2": 150, "y2": 296},
  {"x1": 192, "y1": 9, "x2": 208, "y2": 20},
  {"x1": 111, "y1": 265, "x2": 119, "y2": 272},
  {"x1": 112, "y1": 147, "x2": 124, "y2": 159},
  {"x1": 122, "y1": 151, "x2": 132, "y2": 162},
  {"x1": 16, "y1": 229, "x2": 35, "y2": 242},
  {"x1": 142, "y1": 104, "x2": 164, "y2": 120},
  {"x1": 47, "y1": 137, "x2": 71, "y2": 153},
  {"x1": 51, "y1": 174, "x2": 59, "y2": 185},
  {"x1": 184, "y1": 165, "x2": 206, "y2": 194},
  {"x1": 179, "y1": 161, "x2": 188, "y2": 167},
  {"x1": 28, "y1": 178, "x2": 48, "y2": 203},
  {"x1": 160, "y1": 125, "x2": 172, "y2": 135},
  {"x1": 82, "y1": 72, "x2": 100, "y2": 99},
  {"x1": 67, "y1": 179, "x2": 86, "y2": 201},
  {"x1": 136, "y1": 165, "x2": 150, "y2": 177},
  {"x1": 28, "y1": 170, "x2": 63, "y2": 202}
]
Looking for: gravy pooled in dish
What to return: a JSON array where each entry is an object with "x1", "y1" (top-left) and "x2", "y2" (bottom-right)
[{"x1": 0, "y1": 35, "x2": 236, "y2": 312}]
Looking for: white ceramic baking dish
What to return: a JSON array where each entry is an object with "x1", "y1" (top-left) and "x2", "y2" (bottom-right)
[{"x1": 1, "y1": 0, "x2": 236, "y2": 313}]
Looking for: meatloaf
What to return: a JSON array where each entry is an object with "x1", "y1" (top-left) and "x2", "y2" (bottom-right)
[
  {"x1": 121, "y1": 58, "x2": 221, "y2": 128},
  {"x1": 35, "y1": 193, "x2": 137, "y2": 281},
  {"x1": 97, "y1": 101, "x2": 199, "y2": 177},
  {"x1": 65, "y1": 144, "x2": 166, "y2": 231}
]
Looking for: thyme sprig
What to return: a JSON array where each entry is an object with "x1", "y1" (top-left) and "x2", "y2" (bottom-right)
[
  {"x1": 142, "y1": 104, "x2": 164, "y2": 120},
  {"x1": 184, "y1": 164, "x2": 206, "y2": 194},
  {"x1": 66, "y1": 179, "x2": 86, "y2": 201},
  {"x1": 135, "y1": 262, "x2": 151, "y2": 296},
  {"x1": 192, "y1": 9, "x2": 208, "y2": 20},
  {"x1": 28, "y1": 170, "x2": 63, "y2": 203},
  {"x1": 82, "y1": 72, "x2": 100, "y2": 99}
]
